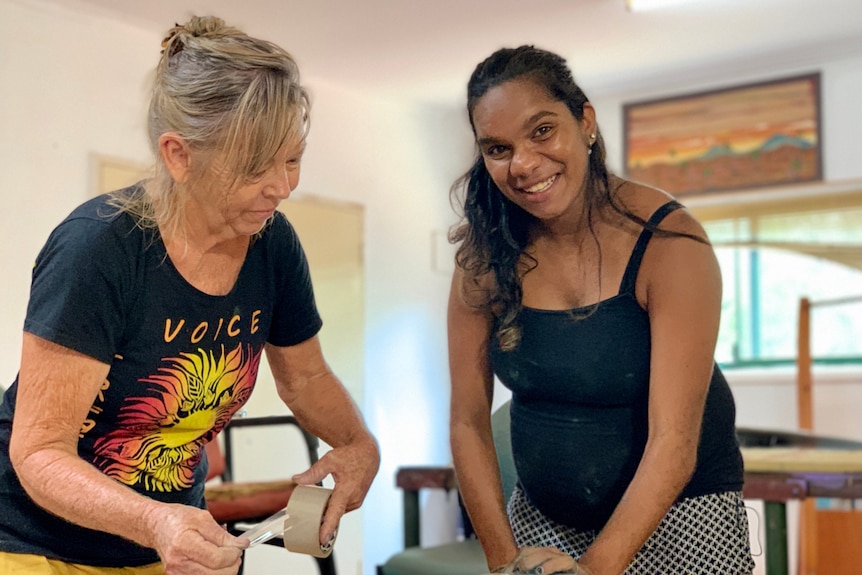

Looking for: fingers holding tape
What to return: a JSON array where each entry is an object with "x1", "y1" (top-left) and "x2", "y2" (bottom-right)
[{"x1": 283, "y1": 485, "x2": 337, "y2": 558}]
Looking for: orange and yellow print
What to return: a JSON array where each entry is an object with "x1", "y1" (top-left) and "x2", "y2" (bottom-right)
[{"x1": 93, "y1": 343, "x2": 261, "y2": 492}]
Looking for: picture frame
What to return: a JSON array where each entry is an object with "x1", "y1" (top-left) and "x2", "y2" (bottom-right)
[
  {"x1": 623, "y1": 73, "x2": 822, "y2": 197},
  {"x1": 92, "y1": 154, "x2": 149, "y2": 196}
]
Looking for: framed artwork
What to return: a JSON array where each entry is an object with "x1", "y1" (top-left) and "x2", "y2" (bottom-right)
[
  {"x1": 623, "y1": 73, "x2": 822, "y2": 197},
  {"x1": 93, "y1": 155, "x2": 149, "y2": 196}
]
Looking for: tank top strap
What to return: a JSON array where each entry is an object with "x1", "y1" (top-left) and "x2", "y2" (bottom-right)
[{"x1": 618, "y1": 200, "x2": 684, "y2": 295}]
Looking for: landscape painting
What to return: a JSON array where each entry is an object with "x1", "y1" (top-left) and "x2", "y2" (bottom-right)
[{"x1": 623, "y1": 73, "x2": 821, "y2": 196}]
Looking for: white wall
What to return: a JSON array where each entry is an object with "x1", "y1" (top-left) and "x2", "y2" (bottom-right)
[
  {"x1": 0, "y1": 0, "x2": 155, "y2": 385},
  {"x1": 296, "y1": 81, "x2": 474, "y2": 571}
]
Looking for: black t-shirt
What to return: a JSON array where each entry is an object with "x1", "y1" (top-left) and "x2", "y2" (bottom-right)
[
  {"x1": 0, "y1": 187, "x2": 322, "y2": 566},
  {"x1": 490, "y1": 202, "x2": 744, "y2": 531}
]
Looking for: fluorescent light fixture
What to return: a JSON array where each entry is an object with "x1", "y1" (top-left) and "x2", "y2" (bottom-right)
[{"x1": 626, "y1": 0, "x2": 709, "y2": 11}]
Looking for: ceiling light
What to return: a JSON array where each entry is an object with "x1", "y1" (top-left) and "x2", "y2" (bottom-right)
[{"x1": 626, "y1": 0, "x2": 710, "y2": 11}]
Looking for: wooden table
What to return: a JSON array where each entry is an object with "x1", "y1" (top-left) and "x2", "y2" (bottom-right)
[
  {"x1": 741, "y1": 447, "x2": 862, "y2": 575},
  {"x1": 396, "y1": 449, "x2": 862, "y2": 575}
]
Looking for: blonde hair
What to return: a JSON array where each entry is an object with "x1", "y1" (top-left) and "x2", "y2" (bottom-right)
[{"x1": 111, "y1": 15, "x2": 310, "y2": 239}]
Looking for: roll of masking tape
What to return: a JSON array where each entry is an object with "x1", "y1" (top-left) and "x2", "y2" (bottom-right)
[{"x1": 283, "y1": 484, "x2": 337, "y2": 558}]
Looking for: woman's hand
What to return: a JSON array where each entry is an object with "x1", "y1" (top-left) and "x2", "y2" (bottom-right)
[
  {"x1": 492, "y1": 546, "x2": 596, "y2": 574},
  {"x1": 264, "y1": 336, "x2": 381, "y2": 548},
  {"x1": 146, "y1": 503, "x2": 248, "y2": 575},
  {"x1": 291, "y1": 437, "x2": 380, "y2": 546}
]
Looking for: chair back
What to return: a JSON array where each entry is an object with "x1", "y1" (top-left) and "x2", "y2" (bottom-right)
[
  {"x1": 378, "y1": 401, "x2": 518, "y2": 574},
  {"x1": 491, "y1": 400, "x2": 516, "y2": 501},
  {"x1": 205, "y1": 438, "x2": 227, "y2": 481}
]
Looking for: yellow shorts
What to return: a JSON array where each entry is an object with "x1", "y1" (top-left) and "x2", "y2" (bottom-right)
[{"x1": 0, "y1": 552, "x2": 164, "y2": 574}]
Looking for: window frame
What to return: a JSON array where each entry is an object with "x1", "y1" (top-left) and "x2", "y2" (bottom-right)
[{"x1": 685, "y1": 179, "x2": 862, "y2": 370}]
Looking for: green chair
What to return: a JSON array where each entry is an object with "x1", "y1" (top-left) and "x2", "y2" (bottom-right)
[{"x1": 379, "y1": 400, "x2": 515, "y2": 575}]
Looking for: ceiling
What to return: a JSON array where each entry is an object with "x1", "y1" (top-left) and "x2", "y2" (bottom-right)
[{"x1": 61, "y1": 0, "x2": 862, "y2": 106}]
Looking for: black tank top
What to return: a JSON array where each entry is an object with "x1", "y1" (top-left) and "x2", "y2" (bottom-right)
[{"x1": 490, "y1": 201, "x2": 743, "y2": 531}]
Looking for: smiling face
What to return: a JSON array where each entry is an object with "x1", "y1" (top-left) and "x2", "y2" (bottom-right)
[{"x1": 471, "y1": 78, "x2": 596, "y2": 226}]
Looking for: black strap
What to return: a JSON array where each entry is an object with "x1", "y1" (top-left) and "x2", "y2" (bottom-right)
[{"x1": 618, "y1": 200, "x2": 684, "y2": 295}]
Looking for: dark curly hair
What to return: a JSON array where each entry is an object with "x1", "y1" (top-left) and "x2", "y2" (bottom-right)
[{"x1": 450, "y1": 45, "x2": 699, "y2": 350}]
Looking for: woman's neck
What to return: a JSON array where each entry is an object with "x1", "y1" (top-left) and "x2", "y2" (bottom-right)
[{"x1": 531, "y1": 199, "x2": 600, "y2": 251}]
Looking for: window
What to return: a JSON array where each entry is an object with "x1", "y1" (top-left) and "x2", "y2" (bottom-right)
[{"x1": 688, "y1": 183, "x2": 862, "y2": 368}]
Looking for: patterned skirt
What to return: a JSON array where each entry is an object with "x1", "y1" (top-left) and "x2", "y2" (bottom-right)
[{"x1": 508, "y1": 485, "x2": 755, "y2": 575}]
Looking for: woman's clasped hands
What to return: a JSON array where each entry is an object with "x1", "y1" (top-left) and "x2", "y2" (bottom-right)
[{"x1": 491, "y1": 547, "x2": 597, "y2": 575}]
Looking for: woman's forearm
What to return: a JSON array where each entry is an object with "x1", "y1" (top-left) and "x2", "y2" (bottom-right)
[
  {"x1": 13, "y1": 446, "x2": 165, "y2": 550},
  {"x1": 283, "y1": 371, "x2": 375, "y2": 450},
  {"x1": 578, "y1": 438, "x2": 696, "y2": 575},
  {"x1": 451, "y1": 421, "x2": 518, "y2": 569}
]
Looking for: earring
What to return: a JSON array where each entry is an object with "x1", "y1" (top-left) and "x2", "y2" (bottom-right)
[{"x1": 590, "y1": 133, "x2": 596, "y2": 140}]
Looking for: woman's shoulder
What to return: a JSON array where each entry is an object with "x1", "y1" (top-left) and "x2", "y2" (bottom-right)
[
  {"x1": 36, "y1": 191, "x2": 149, "y2": 273},
  {"x1": 53, "y1": 193, "x2": 138, "y2": 241},
  {"x1": 251, "y1": 211, "x2": 314, "y2": 284},
  {"x1": 260, "y1": 209, "x2": 303, "y2": 249},
  {"x1": 612, "y1": 178, "x2": 706, "y2": 240},
  {"x1": 610, "y1": 181, "x2": 720, "y2": 307}
]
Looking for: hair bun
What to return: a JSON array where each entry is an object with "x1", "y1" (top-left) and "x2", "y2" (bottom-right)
[
  {"x1": 160, "y1": 23, "x2": 185, "y2": 57},
  {"x1": 183, "y1": 15, "x2": 228, "y2": 37},
  {"x1": 160, "y1": 16, "x2": 229, "y2": 57}
]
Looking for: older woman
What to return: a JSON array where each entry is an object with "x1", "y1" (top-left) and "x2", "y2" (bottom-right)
[{"x1": 0, "y1": 16, "x2": 379, "y2": 575}]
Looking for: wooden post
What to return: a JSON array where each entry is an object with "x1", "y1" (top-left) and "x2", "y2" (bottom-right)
[
  {"x1": 797, "y1": 297, "x2": 817, "y2": 575},
  {"x1": 797, "y1": 297, "x2": 813, "y2": 431}
]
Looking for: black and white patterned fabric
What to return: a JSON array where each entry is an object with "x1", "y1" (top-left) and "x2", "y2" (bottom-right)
[{"x1": 508, "y1": 485, "x2": 755, "y2": 575}]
